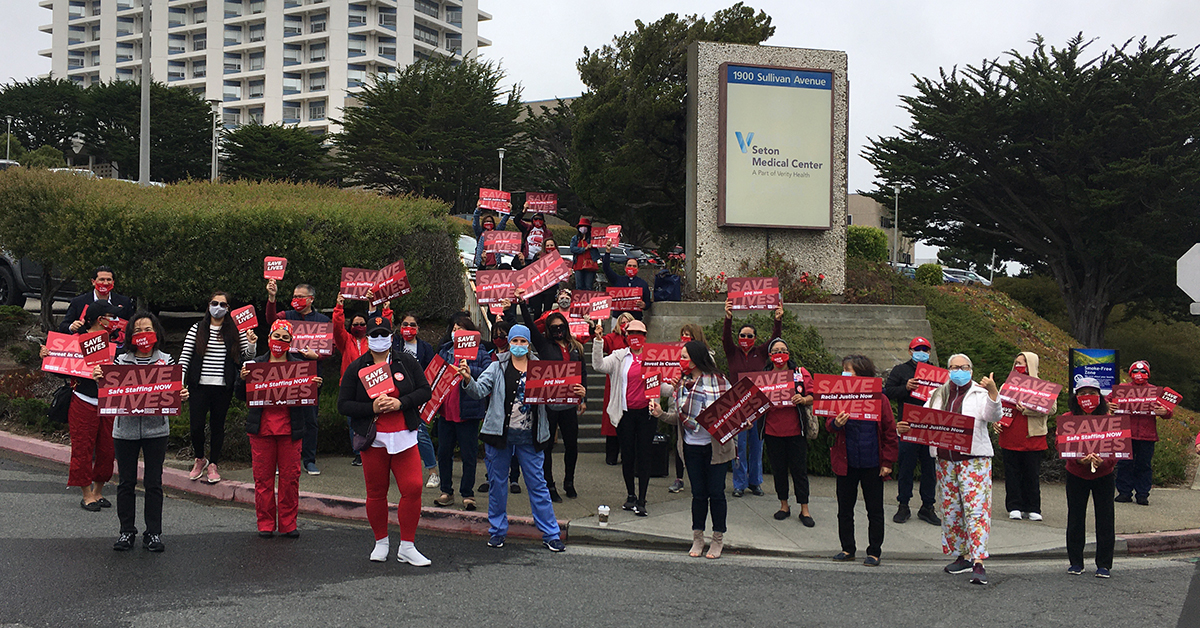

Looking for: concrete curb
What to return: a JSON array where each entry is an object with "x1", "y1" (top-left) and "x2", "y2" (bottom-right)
[
  {"x1": 0, "y1": 429, "x2": 565, "y2": 543},
  {"x1": 1119, "y1": 530, "x2": 1200, "y2": 555}
]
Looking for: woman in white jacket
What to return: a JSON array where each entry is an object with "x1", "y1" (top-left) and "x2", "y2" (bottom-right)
[
  {"x1": 899, "y1": 352, "x2": 1000, "y2": 585},
  {"x1": 591, "y1": 318, "x2": 654, "y2": 516}
]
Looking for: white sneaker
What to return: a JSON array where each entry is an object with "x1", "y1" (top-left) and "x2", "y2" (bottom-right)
[
  {"x1": 397, "y1": 541, "x2": 431, "y2": 567},
  {"x1": 1008, "y1": 510, "x2": 1022, "y2": 520},
  {"x1": 1027, "y1": 512, "x2": 1043, "y2": 521},
  {"x1": 425, "y1": 472, "x2": 440, "y2": 488},
  {"x1": 370, "y1": 538, "x2": 389, "y2": 562}
]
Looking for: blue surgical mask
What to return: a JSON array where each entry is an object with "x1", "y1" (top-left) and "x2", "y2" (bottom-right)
[
  {"x1": 510, "y1": 344, "x2": 530, "y2": 357},
  {"x1": 841, "y1": 371, "x2": 854, "y2": 377},
  {"x1": 949, "y1": 370, "x2": 972, "y2": 387},
  {"x1": 912, "y1": 351, "x2": 930, "y2": 363}
]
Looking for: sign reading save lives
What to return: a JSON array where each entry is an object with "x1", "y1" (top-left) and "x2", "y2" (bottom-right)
[
  {"x1": 720, "y1": 64, "x2": 833, "y2": 229},
  {"x1": 244, "y1": 361, "x2": 319, "y2": 407},
  {"x1": 98, "y1": 365, "x2": 184, "y2": 416}
]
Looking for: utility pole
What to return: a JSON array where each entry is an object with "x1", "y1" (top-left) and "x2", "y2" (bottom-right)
[
  {"x1": 498, "y1": 147, "x2": 506, "y2": 191},
  {"x1": 5, "y1": 115, "x2": 11, "y2": 161},
  {"x1": 138, "y1": 0, "x2": 151, "y2": 185},
  {"x1": 892, "y1": 185, "x2": 900, "y2": 264},
  {"x1": 208, "y1": 99, "x2": 221, "y2": 181},
  {"x1": 990, "y1": 249, "x2": 996, "y2": 283}
]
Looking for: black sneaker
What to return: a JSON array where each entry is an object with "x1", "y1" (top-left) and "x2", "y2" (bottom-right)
[
  {"x1": 563, "y1": 481, "x2": 577, "y2": 499},
  {"x1": 748, "y1": 485, "x2": 764, "y2": 496},
  {"x1": 970, "y1": 563, "x2": 987, "y2": 585},
  {"x1": 634, "y1": 501, "x2": 648, "y2": 517},
  {"x1": 1136, "y1": 496, "x2": 1149, "y2": 506},
  {"x1": 893, "y1": 503, "x2": 911, "y2": 524},
  {"x1": 548, "y1": 487, "x2": 562, "y2": 503},
  {"x1": 622, "y1": 495, "x2": 637, "y2": 511},
  {"x1": 478, "y1": 482, "x2": 489, "y2": 493},
  {"x1": 143, "y1": 534, "x2": 164, "y2": 553},
  {"x1": 351, "y1": 454, "x2": 362, "y2": 467},
  {"x1": 510, "y1": 482, "x2": 522, "y2": 494},
  {"x1": 1115, "y1": 493, "x2": 1133, "y2": 503},
  {"x1": 113, "y1": 532, "x2": 136, "y2": 551},
  {"x1": 543, "y1": 539, "x2": 566, "y2": 552},
  {"x1": 732, "y1": 489, "x2": 745, "y2": 498},
  {"x1": 944, "y1": 556, "x2": 973, "y2": 574},
  {"x1": 487, "y1": 535, "x2": 505, "y2": 548},
  {"x1": 917, "y1": 505, "x2": 942, "y2": 526}
]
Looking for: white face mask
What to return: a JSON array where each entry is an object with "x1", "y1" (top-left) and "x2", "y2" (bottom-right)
[
  {"x1": 209, "y1": 303, "x2": 229, "y2": 319},
  {"x1": 578, "y1": 227, "x2": 587, "y2": 235},
  {"x1": 368, "y1": 335, "x2": 393, "y2": 353}
]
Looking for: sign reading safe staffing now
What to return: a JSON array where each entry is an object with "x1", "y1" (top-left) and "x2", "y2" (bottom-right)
[
  {"x1": 244, "y1": 361, "x2": 319, "y2": 407},
  {"x1": 695, "y1": 378, "x2": 773, "y2": 444},
  {"x1": 719, "y1": 64, "x2": 834, "y2": 229},
  {"x1": 98, "y1": 365, "x2": 183, "y2": 416},
  {"x1": 1056, "y1": 414, "x2": 1133, "y2": 459}
]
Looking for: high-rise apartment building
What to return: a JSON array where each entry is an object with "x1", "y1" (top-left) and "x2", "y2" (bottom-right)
[{"x1": 39, "y1": 0, "x2": 491, "y2": 134}]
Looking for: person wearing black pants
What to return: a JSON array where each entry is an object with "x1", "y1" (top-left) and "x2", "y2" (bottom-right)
[
  {"x1": 883, "y1": 337, "x2": 941, "y2": 526},
  {"x1": 836, "y1": 466, "x2": 885, "y2": 558},
  {"x1": 545, "y1": 408, "x2": 580, "y2": 499},
  {"x1": 616, "y1": 407, "x2": 655, "y2": 508},
  {"x1": 592, "y1": 318, "x2": 653, "y2": 516},
  {"x1": 1002, "y1": 449, "x2": 1044, "y2": 516},
  {"x1": 1062, "y1": 378, "x2": 1116, "y2": 577},
  {"x1": 761, "y1": 337, "x2": 816, "y2": 526}
]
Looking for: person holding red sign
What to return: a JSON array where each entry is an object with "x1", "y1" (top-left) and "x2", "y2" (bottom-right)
[
  {"x1": 882, "y1": 336, "x2": 941, "y2": 526},
  {"x1": 1061, "y1": 378, "x2": 1117, "y2": 578},
  {"x1": 397, "y1": 313, "x2": 440, "y2": 489},
  {"x1": 473, "y1": 202, "x2": 512, "y2": 269},
  {"x1": 235, "y1": 320, "x2": 323, "y2": 538},
  {"x1": 592, "y1": 318, "x2": 657, "y2": 516},
  {"x1": 992, "y1": 352, "x2": 1050, "y2": 521},
  {"x1": 513, "y1": 205, "x2": 548, "y2": 261},
  {"x1": 109, "y1": 312, "x2": 186, "y2": 552},
  {"x1": 1113, "y1": 361, "x2": 1173, "y2": 506},
  {"x1": 904, "y1": 353, "x2": 1001, "y2": 585},
  {"x1": 338, "y1": 316, "x2": 433, "y2": 565},
  {"x1": 649, "y1": 341, "x2": 733, "y2": 558},
  {"x1": 40, "y1": 301, "x2": 121, "y2": 512},
  {"x1": 333, "y1": 294, "x2": 392, "y2": 466},
  {"x1": 602, "y1": 244, "x2": 652, "y2": 321},
  {"x1": 596, "y1": 312, "x2": 636, "y2": 466},
  {"x1": 569, "y1": 217, "x2": 601, "y2": 290},
  {"x1": 57, "y1": 266, "x2": 134, "y2": 334},
  {"x1": 457, "y1": 324, "x2": 572, "y2": 552},
  {"x1": 828, "y1": 355, "x2": 898, "y2": 567},
  {"x1": 512, "y1": 236, "x2": 560, "y2": 319},
  {"x1": 665, "y1": 323, "x2": 712, "y2": 493},
  {"x1": 432, "y1": 315, "x2": 490, "y2": 511},
  {"x1": 266, "y1": 280, "x2": 331, "y2": 476},
  {"x1": 180, "y1": 291, "x2": 257, "y2": 485},
  {"x1": 762, "y1": 338, "x2": 816, "y2": 527},
  {"x1": 722, "y1": 299, "x2": 784, "y2": 498}
]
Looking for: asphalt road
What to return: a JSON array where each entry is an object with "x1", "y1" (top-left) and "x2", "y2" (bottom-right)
[{"x1": 1, "y1": 452, "x2": 1195, "y2": 628}]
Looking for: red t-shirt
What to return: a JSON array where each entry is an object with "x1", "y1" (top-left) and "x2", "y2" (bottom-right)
[
  {"x1": 999, "y1": 402, "x2": 1048, "y2": 452},
  {"x1": 763, "y1": 406, "x2": 803, "y2": 438},
  {"x1": 259, "y1": 406, "x2": 291, "y2": 437},
  {"x1": 625, "y1": 353, "x2": 648, "y2": 410}
]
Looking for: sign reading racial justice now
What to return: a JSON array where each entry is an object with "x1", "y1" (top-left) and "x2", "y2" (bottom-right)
[{"x1": 719, "y1": 63, "x2": 833, "y2": 229}]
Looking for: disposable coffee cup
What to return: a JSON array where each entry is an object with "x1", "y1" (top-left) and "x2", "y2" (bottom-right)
[{"x1": 598, "y1": 505, "x2": 610, "y2": 526}]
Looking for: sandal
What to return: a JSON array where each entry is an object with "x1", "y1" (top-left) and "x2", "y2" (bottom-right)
[{"x1": 463, "y1": 497, "x2": 477, "y2": 511}]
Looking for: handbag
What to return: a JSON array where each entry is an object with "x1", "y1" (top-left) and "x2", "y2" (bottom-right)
[
  {"x1": 48, "y1": 380, "x2": 74, "y2": 424},
  {"x1": 351, "y1": 418, "x2": 376, "y2": 453}
]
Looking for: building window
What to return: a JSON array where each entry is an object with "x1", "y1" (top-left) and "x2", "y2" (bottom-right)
[
  {"x1": 69, "y1": 1, "x2": 85, "y2": 20},
  {"x1": 282, "y1": 102, "x2": 301, "y2": 123},
  {"x1": 283, "y1": 73, "x2": 302, "y2": 94},
  {"x1": 445, "y1": 35, "x2": 461, "y2": 54},
  {"x1": 379, "y1": 43, "x2": 396, "y2": 58},
  {"x1": 90, "y1": 25, "x2": 100, "y2": 41},
  {"x1": 379, "y1": 9, "x2": 397, "y2": 29},
  {"x1": 193, "y1": 6, "x2": 206, "y2": 24},
  {"x1": 309, "y1": 100, "x2": 326, "y2": 121},
  {"x1": 192, "y1": 60, "x2": 206, "y2": 78},
  {"x1": 309, "y1": 72, "x2": 326, "y2": 91},
  {"x1": 415, "y1": 0, "x2": 438, "y2": 19},
  {"x1": 446, "y1": 8, "x2": 462, "y2": 26},
  {"x1": 116, "y1": 43, "x2": 134, "y2": 63},
  {"x1": 224, "y1": 0, "x2": 241, "y2": 19},
  {"x1": 167, "y1": 62, "x2": 186, "y2": 81},
  {"x1": 348, "y1": 4, "x2": 367, "y2": 26},
  {"x1": 116, "y1": 17, "x2": 135, "y2": 38},
  {"x1": 223, "y1": 109, "x2": 241, "y2": 128},
  {"x1": 248, "y1": 81, "x2": 264, "y2": 99},
  {"x1": 309, "y1": 43, "x2": 326, "y2": 63},
  {"x1": 249, "y1": 23, "x2": 265, "y2": 43},
  {"x1": 284, "y1": 15, "x2": 303, "y2": 37},
  {"x1": 414, "y1": 24, "x2": 438, "y2": 46},
  {"x1": 168, "y1": 34, "x2": 186, "y2": 54},
  {"x1": 347, "y1": 64, "x2": 366, "y2": 87},
  {"x1": 68, "y1": 51, "x2": 85, "y2": 69},
  {"x1": 249, "y1": 108, "x2": 264, "y2": 124},
  {"x1": 224, "y1": 53, "x2": 242, "y2": 74},
  {"x1": 193, "y1": 34, "x2": 207, "y2": 51},
  {"x1": 224, "y1": 25, "x2": 242, "y2": 46},
  {"x1": 310, "y1": 14, "x2": 327, "y2": 33},
  {"x1": 223, "y1": 81, "x2": 242, "y2": 101},
  {"x1": 249, "y1": 52, "x2": 265, "y2": 71},
  {"x1": 168, "y1": 7, "x2": 186, "y2": 28},
  {"x1": 249, "y1": 0, "x2": 264, "y2": 14},
  {"x1": 283, "y1": 45, "x2": 301, "y2": 65},
  {"x1": 348, "y1": 35, "x2": 366, "y2": 56}
]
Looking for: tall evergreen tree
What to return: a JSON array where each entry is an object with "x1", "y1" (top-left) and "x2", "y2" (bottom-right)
[{"x1": 222, "y1": 123, "x2": 333, "y2": 183}]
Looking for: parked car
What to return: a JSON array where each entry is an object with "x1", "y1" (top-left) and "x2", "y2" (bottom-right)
[
  {"x1": 0, "y1": 160, "x2": 20, "y2": 172},
  {"x1": 0, "y1": 251, "x2": 79, "y2": 307},
  {"x1": 943, "y1": 268, "x2": 992, "y2": 287}
]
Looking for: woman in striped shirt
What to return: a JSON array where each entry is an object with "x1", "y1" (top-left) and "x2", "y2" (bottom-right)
[{"x1": 178, "y1": 291, "x2": 257, "y2": 484}]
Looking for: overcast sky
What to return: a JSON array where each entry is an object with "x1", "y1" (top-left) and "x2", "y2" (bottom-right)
[{"x1": 4, "y1": 0, "x2": 1198, "y2": 258}]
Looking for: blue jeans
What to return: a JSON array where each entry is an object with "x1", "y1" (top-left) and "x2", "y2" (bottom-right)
[
  {"x1": 485, "y1": 443, "x2": 560, "y2": 541},
  {"x1": 732, "y1": 427, "x2": 763, "y2": 490},
  {"x1": 437, "y1": 419, "x2": 479, "y2": 497},
  {"x1": 895, "y1": 441, "x2": 936, "y2": 507},
  {"x1": 574, "y1": 270, "x2": 596, "y2": 291},
  {"x1": 684, "y1": 443, "x2": 729, "y2": 532},
  {"x1": 301, "y1": 406, "x2": 319, "y2": 466},
  {"x1": 417, "y1": 422, "x2": 436, "y2": 470},
  {"x1": 1115, "y1": 439, "x2": 1155, "y2": 498}
]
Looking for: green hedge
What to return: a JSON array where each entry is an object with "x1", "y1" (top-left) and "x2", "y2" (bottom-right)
[
  {"x1": 846, "y1": 225, "x2": 889, "y2": 262},
  {"x1": 0, "y1": 170, "x2": 464, "y2": 319},
  {"x1": 915, "y1": 263, "x2": 944, "y2": 286}
]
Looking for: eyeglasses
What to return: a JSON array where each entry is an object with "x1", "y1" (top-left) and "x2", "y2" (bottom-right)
[
  {"x1": 399, "y1": 322, "x2": 418, "y2": 328},
  {"x1": 548, "y1": 325, "x2": 566, "y2": 332},
  {"x1": 1131, "y1": 369, "x2": 1148, "y2": 374},
  {"x1": 948, "y1": 365, "x2": 972, "y2": 372},
  {"x1": 210, "y1": 301, "x2": 227, "y2": 307},
  {"x1": 738, "y1": 333, "x2": 755, "y2": 339},
  {"x1": 913, "y1": 346, "x2": 931, "y2": 352},
  {"x1": 368, "y1": 331, "x2": 390, "y2": 339}
]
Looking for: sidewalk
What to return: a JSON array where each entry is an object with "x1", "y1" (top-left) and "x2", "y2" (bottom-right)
[{"x1": 4, "y1": 428, "x2": 1197, "y2": 558}]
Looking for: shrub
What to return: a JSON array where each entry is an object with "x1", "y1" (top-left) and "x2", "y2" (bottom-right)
[
  {"x1": 844, "y1": 257, "x2": 926, "y2": 305},
  {"x1": 0, "y1": 306, "x2": 33, "y2": 342},
  {"x1": 846, "y1": 225, "x2": 889, "y2": 262},
  {"x1": 993, "y1": 274, "x2": 1070, "y2": 330},
  {"x1": 915, "y1": 263, "x2": 944, "y2": 286},
  {"x1": 736, "y1": 249, "x2": 832, "y2": 303}
]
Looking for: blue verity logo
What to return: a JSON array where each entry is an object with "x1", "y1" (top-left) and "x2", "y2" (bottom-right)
[{"x1": 735, "y1": 131, "x2": 754, "y2": 153}]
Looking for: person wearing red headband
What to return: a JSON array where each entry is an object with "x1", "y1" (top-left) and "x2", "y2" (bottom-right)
[
  {"x1": 1113, "y1": 360, "x2": 1172, "y2": 505},
  {"x1": 722, "y1": 298, "x2": 784, "y2": 497},
  {"x1": 265, "y1": 280, "x2": 330, "y2": 477},
  {"x1": 602, "y1": 242, "x2": 652, "y2": 321},
  {"x1": 235, "y1": 319, "x2": 322, "y2": 538}
]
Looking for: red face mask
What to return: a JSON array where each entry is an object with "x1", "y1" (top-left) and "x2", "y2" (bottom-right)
[
  {"x1": 738, "y1": 337, "x2": 755, "y2": 351},
  {"x1": 627, "y1": 335, "x2": 645, "y2": 351},
  {"x1": 350, "y1": 324, "x2": 367, "y2": 338},
  {"x1": 1131, "y1": 371, "x2": 1149, "y2": 385},
  {"x1": 100, "y1": 316, "x2": 120, "y2": 330},
  {"x1": 400, "y1": 326, "x2": 418, "y2": 341},
  {"x1": 1078, "y1": 394, "x2": 1101, "y2": 413},
  {"x1": 770, "y1": 352, "x2": 789, "y2": 368},
  {"x1": 493, "y1": 336, "x2": 508, "y2": 350},
  {"x1": 269, "y1": 338, "x2": 290, "y2": 357},
  {"x1": 679, "y1": 358, "x2": 691, "y2": 374},
  {"x1": 1014, "y1": 364, "x2": 1028, "y2": 375},
  {"x1": 94, "y1": 281, "x2": 113, "y2": 296},
  {"x1": 483, "y1": 223, "x2": 495, "y2": 231},
  {"x1": 680, "y1": 335, "x2": 690, "y2": 343},
  {"x1": 625, "y1": 266, "x2": 638, "y2": 277},
  {"x1": 533, "y1": 220, "x2": 544, "y2": 228},
  {"x1": 291, "y1": 297, "x2": 308, "y2": 312},
  {"x1": 131, "y1": 331, "x2": 156, "y2": 353}
]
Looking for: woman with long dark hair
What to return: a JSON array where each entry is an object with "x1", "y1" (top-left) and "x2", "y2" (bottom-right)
[
  {"x1": 762, "y1": 338, "x2": 816, "y2": 526},
  {"x1": 1062, "y1": 377, "x2": 1116, "y2": 578},
  {"x1": 178, "y1": 291, "x2": 257, "y2": 484},
  {"x1": 433, "y1": 314, "x2": 489, "y2": 511},
  {"x1": 650, "y1": 340, "x2": 732, "y2": 558}
]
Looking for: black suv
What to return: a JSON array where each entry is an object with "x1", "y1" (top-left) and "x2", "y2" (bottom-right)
[{"x1": 0, "y1": 251, "x2": 78, "y2": 307}]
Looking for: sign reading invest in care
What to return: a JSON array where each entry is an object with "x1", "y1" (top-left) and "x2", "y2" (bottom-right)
[{"x1": 719, "y1": 63, "x2": 834, "y2": 229}]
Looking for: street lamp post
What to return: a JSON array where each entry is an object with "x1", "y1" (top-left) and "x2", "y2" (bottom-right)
[
  {"x1": 497, "y1": 147, "x2": 506, "y2": 191},
  {"x1": 5, "y1": 115, "x2": 11, "y2": 161},
  {"x1": 893, "y1": 185, "x2": 900, "y2": 264},
  {"x1": 137, "y1": 0, "x2": 151, "y2": 186},
  {"x1": 207, "y1": 99, "x2": 221, "y2": 181}
]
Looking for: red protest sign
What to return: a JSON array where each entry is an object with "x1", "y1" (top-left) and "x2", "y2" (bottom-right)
[
  {"x1": 232, "y1": 305, "x2": 258, "y2": 333},
  {"x1": 483, "y1": 230, "x2": 523, "y2": 255},
  {"x1": 516, "y1": 249, "x2": 572, "y2": 298},
  {"x1": 644, "y1": 372, "x2": 662, "y2": 400},
  {"x1": 1110, "y1": 384, "x2": 1159, "y2": 415},
  {"x1": 479, "y1": 188, "x2": 511, "y2": 214},
  {"x1": 606, "y1": 286, "x2": 642, "y2": 311},
  {"x1": 999, "y1": 372, "x2": 1062, "y2": 415},
  {"x1": 569, "y1": 290, "x2": 604, "y2": 319},
  {"x1": 475, "y1": 269, "x2": 517, "y2": 305},
  {"x1": 643, "y1": 343, "x2": 683, "y2": 383},
  {"x1": 569, "y1": 320, "x2": 592, "y2": 342},
  {"x1": 695, "y1": 378, "x2": 773, "y2": 444},
  {"x1": 98, "y1": 365, "x2": 183, "y2": 416},
  {"x1": 41, "y1": 332, "x2": 93, "y2": 378},
  {"x1": 597, "y1": 225, "x2": 621, "y2": 248},
  {"x1": 726, "y1": 276, "x2": 781, "y2": 311},
  {"x1": 290, "y1": 321, "x2": 334, "y2": 357},
  {"x1": 811, "y1": 374, "x2": 884, "y2": 421},
  {"x1": 1158, "y1": 387, "x2": 1182, "y2": 413},
  {"x1": 340, "y1": 267, "x2": 378, "y2": 301},
  {"x1": 453, "y1": 330, "x2": 482, "y2": 363},
  {"x1": 588, "y1": 295, "x2": 612, "y2": 320},
  {"x1": 912, "y1": 362, "x2": 949, "y2": 402},
  {"x1": 264, "y1": 256, "x2": 287, "y2": 280},
  {"x1": 526, "y1": 192, "x2": 558, "y2": 214},
  {"x1": 743, "y1": 370, "x2": 793, "y2": 407},
  {"x1": 358, "y1": 362, "x2": 397, "y2": 400},
  {"x1": 525, "y1": 361, "x2": 583, "y2": 405},
  {"x1": 1056, "y1": 414, "x2": 1133, "y2": 459},
  {"x1": 899, "y1": 405, "x2": 976, "y2": 454},
  {"x1": 79, "y1": 330, "x2": 111, "y2": 367},
  {"x1": 998, "y1": 402, "x2": 1016, "y2": 428},
  {"x1": 244, "y1": 361, "x2": 319, "y2": 407},
  {"x1": 419, "y1": 354, "x2": 463, "y2": 424},
  {"x1": 370, "y1": 260, "x2": 411, "y2": 307}
]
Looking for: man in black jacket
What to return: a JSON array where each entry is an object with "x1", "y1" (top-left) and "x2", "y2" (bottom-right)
[
  {"x1": 883, "y1": 336, "x2": 941, "y2": 526},
  {"x1": 601, "y1": 244, "x2": 651, "y2": 321},
  {"x1": 58, "y1": 266, "x2": 134, "y2": 334}
]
